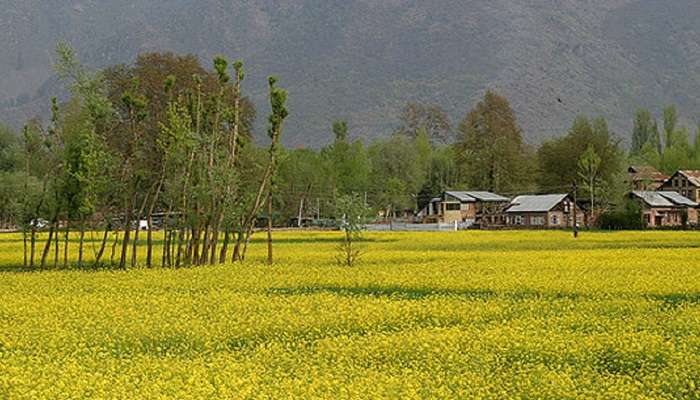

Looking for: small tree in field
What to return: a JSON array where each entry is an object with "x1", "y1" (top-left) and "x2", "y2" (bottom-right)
[{"x1": 335, "y1": 194, "x2": 367, "y2": 267}]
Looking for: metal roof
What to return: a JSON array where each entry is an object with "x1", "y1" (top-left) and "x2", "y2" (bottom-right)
[
  {"x1": 506, "y1": 194, "x2": 568, "y2": 213},
  {"x1": 658, "y1": 191, "x2": 698, "y2": 206},
  {"x1": 444, "y1": 191, "x2": 509, "y2": 203},
  {"x1": 463, "y1": 191, "x2": 510, "y2": 202},
  {"x1": 632, "y1": 191, "x2": 674, "y2": 207},
  {"x1": 633, "y1": 191, "x2": 699, "y2": 207}
]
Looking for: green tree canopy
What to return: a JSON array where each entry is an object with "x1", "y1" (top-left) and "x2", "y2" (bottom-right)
[
  {"x1": 455, "y1": 91, "x2": 533, "y2": 193},
  {"x1": 538, "y1": 116, "x2": 623, "y2": 196},
  {"x1": 631, "y1": 109, "x2": 655, "y2": 155}
]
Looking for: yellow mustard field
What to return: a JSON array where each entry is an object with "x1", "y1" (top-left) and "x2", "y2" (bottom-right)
[{"x1": 1, "y1": 230, "x2": 700, "y2": 399}]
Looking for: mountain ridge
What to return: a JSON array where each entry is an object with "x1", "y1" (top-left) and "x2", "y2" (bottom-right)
[{"x1": 1, "y1": 1, "x2": 699, "y2": 146}]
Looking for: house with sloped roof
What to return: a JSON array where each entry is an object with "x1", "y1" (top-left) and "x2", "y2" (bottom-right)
[
  {"x1": 628, "y1": 166, "x2": 669, "y2": 191},
  {"x1": 504, "y1": 194, "x2": 583, "y2": 228},
  {"x1": 423, "y1": 191, "x2": 510, "y2": 226},
  {"x1": 630, "y1": 191, "x2": 699, "y2": 227},
  {"x1": 658, "y1": 170, "x2": 700, "y2": 202}
]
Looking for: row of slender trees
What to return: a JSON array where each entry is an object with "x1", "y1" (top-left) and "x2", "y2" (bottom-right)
[
  {"x1": 17, "y1": 44, "x2": 287, "y2": 269},
  {"x1": 6, "y1": 46, "x2": 700, "y2": 269}
]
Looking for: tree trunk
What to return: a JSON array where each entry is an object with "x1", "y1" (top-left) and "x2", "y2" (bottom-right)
[
  {"x1": 189, "y1": 228, "x2": 200, "y2": 266},
  {"x1": 119, "y1": 194, "x2": 136, "y2": 269},
  {"x1": 232, "y1": 228, "x2": 242, "y2": 263},
  {"x1": 111, "y1": 230, "x2": 120, "y2": 267},
  {"x1": 53, "y1": 220, "x2": 59, "y2": 269},
  {"x1": 267, "y1": 191, "x2": 273, "y2": 265},
  {"x1": 63, "y1": 220, "x2": 70, "y2": 269},
  {"x1": 199, "y1": 223, "x2": 210, "y2": 265},
  {"x1": 209, "y1": 214, "x2": 223, "y2": 265},
  {"x1": 161, "y1": 203, "x2": 173, "y2": 268},
  {"x1": 219, "y1": 230, "x2": 230, "y2": 264},
  {"x1": 40, "y1": 222, "x2": 55, "y2": 269},
  {"x1": 94, "y1": 226, "x2": 109, "y2": 267},
  {"x1": 22, "y1": 229, "x2": 27, "y2": 268},
  {"x1": 131, "y1": 189, "x2": 153, "y2": 268},
  {"x1": 146, "y1": 214, "x2": 154, "y2": 268},
  {"x1": 146, "y1": 169, "x2": 165, "y2": 268},
  {"x1": 78, "y1": 223, "x2": 85, "y2": 268},
  {"x1": 176, "y1": 228, "x2": 185, "y2": 267},
  {"x1": 30, "y1": 227, "x2": 36, "y2": 269}
]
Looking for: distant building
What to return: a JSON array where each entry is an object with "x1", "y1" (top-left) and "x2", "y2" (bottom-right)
[
  {"x1": 504, "y1": 194, "x2": 583, "y2": 228},
  {"x1": 422, "y1": 191, "x2": 510, "y2": 227},
  {"x1": 630, "y1": 191, "x2": 698, "y2": 228},
  {"x1": 658, "y1": 170, "x2": 700, "y2": 202},
  {"x1": 628, "y1": 166, "x2": 669, "y2": 191}
]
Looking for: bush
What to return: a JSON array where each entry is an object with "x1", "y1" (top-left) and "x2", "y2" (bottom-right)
[{"x1": 598, "y1": 200, "x2": 644, "y2": 230}]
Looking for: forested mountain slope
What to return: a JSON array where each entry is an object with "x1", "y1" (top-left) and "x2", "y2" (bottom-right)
[{"x1": 1, "y1": 0, "x2": 699, "y2": 145}]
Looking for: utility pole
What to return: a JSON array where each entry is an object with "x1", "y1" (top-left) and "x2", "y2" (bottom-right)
[{"x1": 572, "y1": 181, "x2": 579, "y2": 239}]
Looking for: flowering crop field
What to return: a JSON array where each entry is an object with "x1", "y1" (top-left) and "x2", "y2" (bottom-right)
[{"x1": 1, "y1": 231, "x2": 700, "y2": 398}]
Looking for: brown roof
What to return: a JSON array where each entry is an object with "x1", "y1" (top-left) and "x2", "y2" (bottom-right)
[
  {"x1": 678, "y1": 170, "x2": 700, "y2": 186},
  {"x1": 628, "y1": 165, "x2": 668, "y2": 182}
]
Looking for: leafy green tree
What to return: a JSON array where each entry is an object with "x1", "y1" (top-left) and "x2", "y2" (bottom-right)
[
  {"x1": 660, "y1": 126, "x2": 692, "y2": 174},
  {"x1": 455, "y1": 91, "x2": 532, "y2": 193},
  {"x1": 636, "y1": 142, "x2": 662, "y2": 171},
  {"x1": 335, "y1": 193, "x2": 368, "y2": 267},
  {"x1": 420, "y1": 145, "x2": 459, "y2": 206},
  {"x1": 277, "y1": 148, "x2": 331, "y2": 223},
  {"x1": 325, "y1": 120, "x2": 370, "y2": 197},
  {"x1": 368, "y1": 134, "x2": 426, "y2": 216},
  {"x1": 649, "y1": 120, "x2": 662, "y2": 155},
  {"x1": 663, "y1": 105, "x2": 678, "y2": 150},
  {"x1": 538, "y1": 116, "x2": 622, "y2": 199},
  {"x1": 0, "y1": 125, "x2": 20, "y2": 172},
  {"x1": 577, "y1": 144, "x2": 602, "y2": 212},
  {"x1": 236, "y1": 77, "x2": 288, "y2": 264},
  {"x1": 692, "y1": 125, "x2": 700, "y2": 168},
  {"x1": 631, "y1": 109, "x2": 655, "y2": 155}
]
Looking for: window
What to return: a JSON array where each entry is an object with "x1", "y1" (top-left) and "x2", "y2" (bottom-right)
[
  {"x1": 445, "y1": 203, "x2": 461, "y2": 211},
  {"x1": 551, "y1": 215, "x2": 559, "y2": 225},
  {"x1": 514, "y1": 216, "x2": 523, "y2": 225},
  {"x1": 532, "y1": 216, "x2": 545, "y2": 226}
]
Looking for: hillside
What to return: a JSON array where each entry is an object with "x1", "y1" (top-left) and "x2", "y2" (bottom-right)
[{"x1": 1, "y1": 0, "x2": 700, "y2": 146}]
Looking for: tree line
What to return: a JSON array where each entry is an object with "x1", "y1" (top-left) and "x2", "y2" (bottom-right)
[
  {"x1": 1, "y1": 45, "x2": 289, "y2": 269},
  {"x1": 1, "y1": 47, "x2": 699, "y2": 268}
]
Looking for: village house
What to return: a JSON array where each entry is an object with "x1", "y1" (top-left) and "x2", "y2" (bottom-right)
[
  {"x1": 658, "y1": 170, "x2": 700, "y2": 202},
  {"x1": 628, "y1": 166, "x2": 669, "y2": 191},
  {"x1": 504, "y1": 194, "x2": 583, "y2": 228},
  {"x1": 630, "y1": 191, "x2": 698, "y2": 228},
  {"x1": 421, "y1": 191, "x2": 510, "y2": 227}
]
